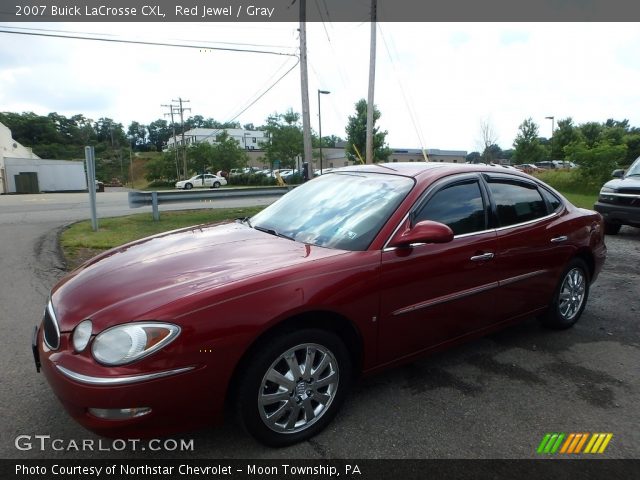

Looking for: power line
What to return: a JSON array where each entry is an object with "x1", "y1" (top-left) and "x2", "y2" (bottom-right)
[
  {"x1": 378, "y1": 23, "x2": 428, "y2": 158},
  {"x1": 0, "y1": 24, "x2": 295, "y2": 50},
  {"x1": 191, "y1": 56, "x2": 301, "y2": 144},
  {"x1": 223, "y1": 56, "x2": 297, "y2": 122},
  {"x1": 0, "y1": 28, "x2": 298, "y2": 57}
]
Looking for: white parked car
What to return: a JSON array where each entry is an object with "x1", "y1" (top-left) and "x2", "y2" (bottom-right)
[{"x1": 175, "y1": 174, "x2": 227, "y2": 190}]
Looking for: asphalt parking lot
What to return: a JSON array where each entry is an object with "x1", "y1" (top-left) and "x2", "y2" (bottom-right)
[{"x1": 0, "y1": 194, "x2": 638, "y2": 460}]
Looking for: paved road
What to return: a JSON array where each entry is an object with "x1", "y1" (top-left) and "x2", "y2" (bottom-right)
[{"x1": 1, "y1": 191, "x2": 639, "y2": 460}]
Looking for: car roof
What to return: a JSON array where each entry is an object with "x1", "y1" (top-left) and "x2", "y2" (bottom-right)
[{"x1": 335, "y1": 162, "x2": 532, "y2": 179}]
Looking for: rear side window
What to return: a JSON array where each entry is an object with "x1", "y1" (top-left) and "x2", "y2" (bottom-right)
[
  {"x1": 488, "y1": 181, "x2": 547, "y2": 227},
  {"x1": 540, "y1": 188, "x2": 562, "y2": 213},
  {"x1": 415, "y1": 181, "x2": 486, "y2": 236}
]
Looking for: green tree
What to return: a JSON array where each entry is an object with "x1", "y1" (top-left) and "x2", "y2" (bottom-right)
[
  {"x1": 127, "y1": 121, "x2": 147, "y2": 150},
  {"x1": 209, "y1": 132, "x2": 248, "y2": 172},
  {"x1": 550, "y1": 118, "x2": 580, "y2": 159},
  {"x1": 565, "y1": 141, "x2": 627, "y2": 186},
  {"x1": 579, "y1": 122, "x2": 604, "y2": 149},
  {"x1": 264, "y1": 109, "x2": 303, "y2": 169},
  {"x1": 145, "y1": 151, "x2": 178, "y2": 182},
  {"x1": 345, "y1": 99, "x2": 391, "y2": 163},
  {"x1": 513, "y1": 118, "x2": 547, "y2": 164},
  {"x1": 188, "y1": 141, "x2": 216, "y2": 175},
  {"x1": 147, "y1": 119, "x2": 172, "y2": 151},
  {"x1": 623, "y1": 134, "x2": 640, "y2": 165},
  {"x1": 466, "y1": 151, "x2": 481, "y2": 163}
]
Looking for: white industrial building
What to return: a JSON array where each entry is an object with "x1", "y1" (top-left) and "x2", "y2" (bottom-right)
[
  {"x1": 0, "y1": 122, "x2": 87, "y2": 194},
  {"x1": 166, "y1": 128, "x2": 269, "y2": 151}
]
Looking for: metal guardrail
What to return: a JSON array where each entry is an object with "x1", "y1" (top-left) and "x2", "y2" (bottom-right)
[{"x1": 128, "y1": 187, "x2": 292, "y2": 221}]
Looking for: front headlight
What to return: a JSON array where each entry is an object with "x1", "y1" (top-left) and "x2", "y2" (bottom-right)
[
  {"x1": 600, "y1": 187, "x2": 616, "y2": 194},
  {"x1": 91, "y1": 323, "x2": 180, "y2": 366}
]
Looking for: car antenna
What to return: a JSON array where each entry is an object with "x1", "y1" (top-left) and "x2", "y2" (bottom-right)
[{"x1": 370, "y1": 163, "x2": 398, "y2": 172}]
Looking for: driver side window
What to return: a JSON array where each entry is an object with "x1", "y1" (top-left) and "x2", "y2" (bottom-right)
[{"x1": 414, "y1": 181, "x2": 486, "y2": 236}]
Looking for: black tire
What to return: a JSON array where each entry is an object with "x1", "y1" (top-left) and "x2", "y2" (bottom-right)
[
  {"x1": 236, "y1": 328, "x2": 351, "y2": 447},
  {"x1": 184, "y1": 183, "x2": 193, "y2": 190},
  {"x1": 213, "y1": 181, "x2": 221, "y2": 188},
  {"x1": 540, "y1": 258, "x2": 590, "y2": 330},
  {"x1": 604, "y1": 221, "x2": 621, "y2": 235}
]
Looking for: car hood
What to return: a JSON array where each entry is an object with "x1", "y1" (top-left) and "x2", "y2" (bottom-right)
[
  {"x1": 51, "y1": 222, "x2": 346, "y2": 331},
  {"x1": 604, "y1": 176, "x2": 640, "y2": 191}
]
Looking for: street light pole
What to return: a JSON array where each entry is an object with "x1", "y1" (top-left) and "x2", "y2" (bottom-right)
[
  {"x1": 545, "y1": 116, "x2": 555, "y2": 138},
  {"x1": 318, "y1": 89, "x2": 330, "y2": 175}
]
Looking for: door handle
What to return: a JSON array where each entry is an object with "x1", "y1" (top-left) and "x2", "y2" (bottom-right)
[
  {"x1": 550, "y1": 236, "x2": 568, "y2": 243},
  {"x1": 470, "y1": 252, "x2": 495, "y2": 262}
]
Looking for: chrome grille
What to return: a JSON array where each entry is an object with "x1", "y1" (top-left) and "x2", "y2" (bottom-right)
[{"x1": 43, "y1": 302, "x2": 60, "y2": 350}]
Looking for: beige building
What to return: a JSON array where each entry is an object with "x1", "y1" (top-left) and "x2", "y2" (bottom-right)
[{"x1": 388, "y1": 148, "x2": 467, "y2": 164}]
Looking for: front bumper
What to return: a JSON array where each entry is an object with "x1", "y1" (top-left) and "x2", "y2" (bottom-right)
[
  {"x1": 35, "y1": 326, "x2": 224, "y2": 438},
  {"x1": 594, "y1": 201, "x2": 640, "y2": 227}
]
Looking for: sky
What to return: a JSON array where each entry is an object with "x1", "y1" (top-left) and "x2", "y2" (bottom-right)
[{"x1": 1, "y1": 21, "x2": 640, "y2": 154}]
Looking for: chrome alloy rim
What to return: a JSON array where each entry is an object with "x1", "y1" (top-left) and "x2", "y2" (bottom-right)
[
  {"x1": 258, "y1": 343, "x2": 339, "y2": 434},
  {"x1": 558, "y1": 267, "x2": 586, "y2": 320}
]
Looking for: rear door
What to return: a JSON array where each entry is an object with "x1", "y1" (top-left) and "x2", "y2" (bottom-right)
[
  {"x1": 482, "y1": 174, "x2": 573, "y2": 320},
  {"x1": 378, "y1": 174, "x2": 500, "y2": 363}
]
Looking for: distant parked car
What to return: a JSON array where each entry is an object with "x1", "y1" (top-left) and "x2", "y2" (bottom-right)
[
  {"x1": 535, "y1": 161, "x2": 556, "y2": 170},
  {"x1": 594, "y1": 156, "x2": 640, "y2": 234},
  {"x1": 175, "y1": 174, "x2": 227, "y2": 190},
  {"x1": 515, "y1": 164, "x2": 542, "y2": 174},
  {"x1": 552, "y1": 160, "x2": 577, "y2": 170}
]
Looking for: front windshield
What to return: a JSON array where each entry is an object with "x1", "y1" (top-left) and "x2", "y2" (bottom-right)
[
  {"x1": 250, "y1": 172, "x2": 414, "y2": 251},
  {"x1": 626, "y1": 157, "x2": 640, "y2": 177}
]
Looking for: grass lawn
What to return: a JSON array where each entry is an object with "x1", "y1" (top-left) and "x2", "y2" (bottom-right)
[
  {"x1": 533, "y1": 169, "x2": 599, "y2": 209},
  {"x1": 61, "y1": 206, "x2": 264, "y2": 269},
  {"x1": 561, "y1": 192, "x2": 598, "y2": 210}
]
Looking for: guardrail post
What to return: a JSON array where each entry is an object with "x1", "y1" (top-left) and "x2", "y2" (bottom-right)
[{"x1": 151, "y1": 191, "x2": 160, "y2": 221}]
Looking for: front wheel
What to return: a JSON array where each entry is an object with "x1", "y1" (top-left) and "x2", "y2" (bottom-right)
[
  {"x1": 213, "y1": 181, "x2": 221, "y2": 188},
  {"x1": 236, "y1": 329, "x2": 351, "y2": 447},
  {"x1": 184, "y1": 183, "x2": 193, "y2": 190},
  {"x1": 540, "y1": 258, "x2": 590, "y2": 329}
]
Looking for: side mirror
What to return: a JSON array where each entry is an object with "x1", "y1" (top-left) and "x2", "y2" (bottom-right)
[
  {"x1": 612, "y1": 169, "x2": 625, "y2": 178},
  {"x1": 388, "y1": 220, "x2": 454, "y2": 248}
]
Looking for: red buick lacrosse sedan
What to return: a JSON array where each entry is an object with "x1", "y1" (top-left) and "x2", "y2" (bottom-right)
[{"x1": 34, "y1": 163, "x2": 606, "y2": 446}]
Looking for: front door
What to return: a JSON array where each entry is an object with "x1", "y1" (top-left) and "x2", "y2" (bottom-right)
[{"x1": 378, "y1": 176, "x2": 500, "y2": 364}]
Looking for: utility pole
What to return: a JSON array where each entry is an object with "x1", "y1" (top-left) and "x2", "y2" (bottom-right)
[
  {"x1": 162, "y1": 103, "x2": 180, "y2": 179},
  {"x1": 318, "y1": 89, "x2": 330, "y2": 174},
  {"x1": 172, "y1": 97, "x2": 191, "y2": 180},
  {"x1": 366, "y1": 0, "x2": 377, "y2": 164},
  {"x1": 299, "y1": 0, "x2": 314, "y2": 179}
]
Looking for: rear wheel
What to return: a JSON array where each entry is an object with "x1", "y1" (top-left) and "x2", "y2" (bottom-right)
[
  {"x1": 540, "y1": 258, "x2": 590, "y2": 329},
  {"x1": 236, "y1": 329, "x2": 351, "y2": 447},
  {"x1": 604, "y1": 221, "x2": 621, "y2": 235}
]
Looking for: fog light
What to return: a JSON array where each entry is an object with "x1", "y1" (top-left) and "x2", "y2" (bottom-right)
[
  {"x1": 88, "y1": 407, "x2": 151, "y2": 420},
  {"x1": 72, "y1": 320, "x2": 93, "y2": 352}
]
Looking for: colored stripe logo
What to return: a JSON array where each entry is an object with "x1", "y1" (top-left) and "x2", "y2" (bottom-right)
[{"x1": 537, "y1": 433, "x2": 613, "y2": 454}]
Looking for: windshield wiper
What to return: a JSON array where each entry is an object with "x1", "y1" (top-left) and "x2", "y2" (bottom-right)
[
  {"x1": 254, "y1": 225, "x2": 295, "y2": 241},
  {"x1": 236, "y1": 217, "x2": 252, "y2": 228}
]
